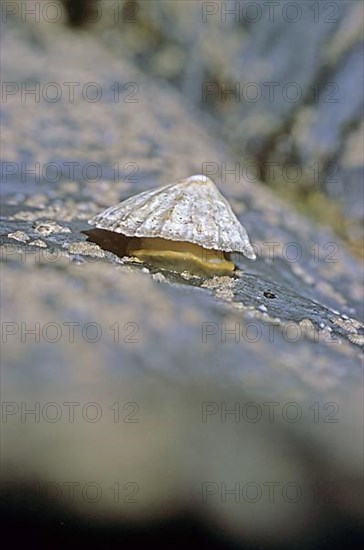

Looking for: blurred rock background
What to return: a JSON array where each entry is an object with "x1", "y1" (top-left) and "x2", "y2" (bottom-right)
[{"x1": 71, "y1": 0, "x2": 363, "y2": 255}]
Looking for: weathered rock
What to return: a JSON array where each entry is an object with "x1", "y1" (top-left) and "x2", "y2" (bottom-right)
[{"x1": 1, "y1": 5, "x2": 363, "y2": 548}]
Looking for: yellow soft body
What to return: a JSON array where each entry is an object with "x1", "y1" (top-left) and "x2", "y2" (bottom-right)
[{"x1": 127, "y1": 237, "x2": 235, "y2": 276}]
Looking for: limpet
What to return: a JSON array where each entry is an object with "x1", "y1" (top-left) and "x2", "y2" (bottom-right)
[{"x1": 85, "y1": 175, "x2": 256, "y2": 276}]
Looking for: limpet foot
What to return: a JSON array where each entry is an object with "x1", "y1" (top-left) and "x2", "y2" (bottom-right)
[{"x1": 128, "y1": 237, "x2": 235, "y2": 277}]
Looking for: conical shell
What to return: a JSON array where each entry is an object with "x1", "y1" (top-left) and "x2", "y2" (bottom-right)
[{"x1": 88, "y1": 175, "x2": 256, "y2": 260}]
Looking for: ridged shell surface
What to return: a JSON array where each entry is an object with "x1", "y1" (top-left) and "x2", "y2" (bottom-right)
[{"x1": 88, "y1": 175, "x2": 256, "y2": 260}]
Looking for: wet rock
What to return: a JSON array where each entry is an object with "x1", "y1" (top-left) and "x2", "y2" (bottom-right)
[{"x1": 1, "y1": 6, "x2": 362, "y2": 548}]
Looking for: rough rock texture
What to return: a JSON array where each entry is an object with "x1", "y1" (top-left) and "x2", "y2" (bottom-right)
[{"x1": 1, "y1": 4, "x2": 363, "y2": 549}]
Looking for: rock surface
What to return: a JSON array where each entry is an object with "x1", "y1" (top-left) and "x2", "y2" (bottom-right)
[{"x1": 1, "y1": 4, "x2": 363, "y2": 548}]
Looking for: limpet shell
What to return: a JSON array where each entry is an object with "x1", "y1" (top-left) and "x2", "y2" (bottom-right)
[{"x1": 86, "y1": 175, "x2": 256, "y2": 276}]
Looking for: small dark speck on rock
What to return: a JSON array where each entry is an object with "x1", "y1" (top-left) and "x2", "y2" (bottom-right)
[{"x1": 264, "y1": 291, "x2": 276, "y2": 299}]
